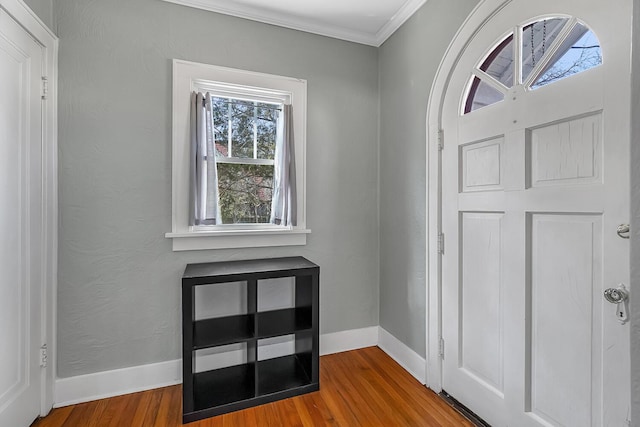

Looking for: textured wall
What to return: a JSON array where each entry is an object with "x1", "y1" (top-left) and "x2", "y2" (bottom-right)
[
  {"x1": 23, "y1": 0, "x2": 54, "y2": 31},
  {"x1": 377, "y1": 0, "x2": 477, "y2": 357},
  {"x1": 55, "y1": 0, "x2": 379, "y2": 378}
]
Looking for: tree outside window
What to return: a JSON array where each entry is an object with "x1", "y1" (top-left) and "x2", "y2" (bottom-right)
[{"x1": 211, "y1": 97, "x2": 280, "y2": 224}]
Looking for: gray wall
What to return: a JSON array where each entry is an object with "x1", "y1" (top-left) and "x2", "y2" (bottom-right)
[
  {"x1": 55, "y1": 0, "x2": 379, "y2": 378},
  {"x1": 23, "y1": 0, "x2": 54, "y2": 32},
  {"x1": 377, "y1": 0, "x2": 478, "y2": 357}
]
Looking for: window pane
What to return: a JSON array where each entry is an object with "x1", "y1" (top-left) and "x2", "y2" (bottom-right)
[
  {"x1": 217, "y1": 163, "x2": 274, "y2": 224},
  {"x1": 532, "y1": 24, "x2": 601, "y2": 89},
  {"x1": 231, "y1": 100, "x2": 255, "y2": 158},
  {"x1": 464, "y1": 77, "x2": 505, "y2": 114},
  {"x1": 480, "y1": 34, "x2": 515, "y2": 88},
  {"x1": 212, "y1": 97, "x2": 229, "y2": 157},
  {"x1": 257, "y1": 103, "x2": 278, "y2": 160},
  {"x1": 522, "y1": 18, "x2": 569, "y2": 83}
]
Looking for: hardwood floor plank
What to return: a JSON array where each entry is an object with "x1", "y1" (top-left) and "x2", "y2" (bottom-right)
[
  {"x1": 108, "y1": 391, "x2": 143, "y2": 427},
  {"x1": 323, "y1": 354, "x2": 388, "y2": 426},
  {"x1": 165, "y1": 386, "x2": 183, "y2": 426},
  {"x1": 141, "y1": 388, "x2": 165, "y2": 426},
  {"x1": 31, "y1": 406, "x2": 73, "y2": 427},
  {"x1": 154, "y1": 385, "x2": 182, "y2": 427},
  {"x1": 36, "y1": 347, "x2": 472, "y2": 427},
  {"x1": 240, "y1": 406, "x2": 260, "y2": 426},
  {"x1": 59, "y1": 400, "x2": 102, "y2": 427},
  {"x1": 296, "y1": 392, "x2": 336, "y2": 426},
  {"x1": 345, "y1": 351, "x2": 435, "y2": 424},
  {"x1": 274, "y1": 397, "x2": 304, "y2": 427},
  {"x1": 316, "y1": 361, "x2": 362, "y2": 426},
  {"x1": 83, "y1": 399, "x2": 109, "y2": 427},
  {"x1": 289, "y1": 395, "x2": 315, "y2": 426},
  {"x1": 129, "y1": 390, "x2": 155, "y2": 427},
  {"x1": 263, "y1": 401, "x2": 286, "y2": 427},
  {"x1": 332, "y1": 351, "x2": 415, "y2": 426},
  {"x1": 348, "y1": 350, "x2": 446, "y2": 426},
  {"x1": 358, "y1": 348, "x2": 472, "y2": 426},
  {"x1": 93, "y1": 394, "x2": 130, "y2": 427}
]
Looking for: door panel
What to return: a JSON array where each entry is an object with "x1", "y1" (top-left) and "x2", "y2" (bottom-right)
[
  {"x1": 529, "y1": 214, "x2": 602, "y2": 427},
  {"x1": 0, "y1": 28, "x2": 25, "y2": 406},
  {"x1": 461, "y1": 138, "x2": 505, "y2": 192},
  {"x1": 461, "y1": 212, "x2": 504, "y2": 395},
  {"x1": 529, "y1": 114, "x2": 602, "y2": 187},
  {"x1": 0, "y1": 8, "x2": 43, "y2": 427}
]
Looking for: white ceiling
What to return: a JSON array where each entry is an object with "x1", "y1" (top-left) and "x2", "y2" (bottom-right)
[{"x1": 162, "y1": 0, "x2": 427, "y2": 46}]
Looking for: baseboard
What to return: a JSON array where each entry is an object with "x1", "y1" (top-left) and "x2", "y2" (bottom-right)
[
  {"x1": 320, "y1": 326, "x2": 379, "y2": 355},
  {"x1": 54, "y1": 359, "x2": 182, "y2": 408},
  {"x1": 377, "y1": 326, "x2": 426, "y2": 384},
  {"x1": 54, "y1": 326, "x2": 380, "y2": 408}
]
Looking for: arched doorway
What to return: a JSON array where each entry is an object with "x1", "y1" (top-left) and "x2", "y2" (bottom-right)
[{"x1": 427, "y1": 1, "x2": 632, "y2": 425}]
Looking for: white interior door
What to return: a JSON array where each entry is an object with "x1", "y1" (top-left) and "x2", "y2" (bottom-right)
[
  {"x1": 440, "y1": 1, "x2": 631, "y2": 426},
  {"x1": 0, "y1": 7, "x2": 44, "y2": 427}
]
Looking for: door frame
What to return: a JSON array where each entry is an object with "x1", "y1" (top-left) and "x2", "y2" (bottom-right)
[
  {"x1": 630, "y1": 2, "x2": 640, "y2": 423},
  {"x1": 425, "y1": 0, "x2": 512, "y2": 392},
  {"x1": 0, "y1": 0, "x2": 58, "y2": 416}
]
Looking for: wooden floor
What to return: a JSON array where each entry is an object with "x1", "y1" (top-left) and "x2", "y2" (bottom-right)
[{"x1": 33, "y1": 347, "x2": 473, "y2": 426}]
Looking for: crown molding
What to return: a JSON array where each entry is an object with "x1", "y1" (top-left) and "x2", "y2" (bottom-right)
[
  {"x1": 161, "y1": 0, "x2": 427, "y2": 47},
  {"x1": 375, "y1": 0, "x2": 427, "y2": 46}
]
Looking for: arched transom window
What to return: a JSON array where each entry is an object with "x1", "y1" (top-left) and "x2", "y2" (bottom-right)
[{"x1": 464, "y1": 17, "x2": 602, "y2": 114}]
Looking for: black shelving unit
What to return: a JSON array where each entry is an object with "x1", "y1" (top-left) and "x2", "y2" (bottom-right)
[{"x1": 182, "y1": 257, "x2": 320, "y2": 424}]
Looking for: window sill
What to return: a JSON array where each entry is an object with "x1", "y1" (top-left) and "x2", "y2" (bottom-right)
[{"x1": 165, "y1": 228, "x2": 311, "y2": 251}]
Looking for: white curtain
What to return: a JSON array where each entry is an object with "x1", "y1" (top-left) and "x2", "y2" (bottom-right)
[
  {"x1": 189, "y1": 92, "x2": 221, "y2": 226},
  {"x1": 270, "y1": 104, "x2": 297, "y2": 226}
]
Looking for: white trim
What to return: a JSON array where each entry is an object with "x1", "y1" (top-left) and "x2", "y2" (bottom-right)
[
  {"x1": 54, "y1": 360, "x2": 182, "y2": 408},
  {"x1": 168, "y1": 60, "x2": 308, "y2": 251},
  {"x1": 378, "y1": 327, "x2": 426, "y2": 384},
  {"x1": 54, "y1": 326, "x2": 379, "y2": 407},
  {"x1": 166, "y1": 228, "x2": 310, "y2": 251},
  {"x1": 319, "y1": 326, "x2": 379, "y2": 356},
  {"x1": 425, "y1": 0, "x2": 511, "y2": 393},
  {"x1": 471, "y1": 68, "x2": 509, "y2": 94},
  {"x1": 161, "y1": 0, "x2": 426, "y2": 47},
  {"x1": 374, "y1": 0, "x2": 427, "y2": 46},
  {"x1": 216, "y1": 157, "x2": 275, "y2": 166},
  {"x1": 42, "y1": 23, "x2": 58, "y2": 423},
  {"x1": 0, "y1": 0, "x2": 58, "y2": 417}
]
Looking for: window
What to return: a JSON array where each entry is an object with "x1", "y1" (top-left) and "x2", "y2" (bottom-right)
[
  {"x1": 464, "y1": 17, "x2": 602, "y2": 114},
  {"x1": 203, "y1": 94, "x2": 279, "y2": 226},
  {"x1": 167, "y1": 60, "x2": 309, "y2": 250},
  {"x1": 214, "y1": 96, "x2": 277, "y2": 224}
]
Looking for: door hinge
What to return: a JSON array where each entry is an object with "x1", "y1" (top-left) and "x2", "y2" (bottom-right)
[
  {"x1": 41, "y1": 76, "x2": 48, "y2": 100},
  {"x1": 40, "y1": 344, "x2": 48, "y2": 368},
  {"x1": 437, "y1": 232, "x2": 445, "y2": 255},
  {"x1": 439, "y1": 337, "x2": 445, "y2": 359},
  {"x1": 437, "y1": 129, "x2": 444, "y2": 151}
]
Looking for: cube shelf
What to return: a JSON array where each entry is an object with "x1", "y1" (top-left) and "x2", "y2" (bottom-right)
[
  {"x1": 182, "y1": 257, "x2": 320, "y2": 424},
  {"x1": 193, "y1": 315, "x2": 254, "y2": 349}
]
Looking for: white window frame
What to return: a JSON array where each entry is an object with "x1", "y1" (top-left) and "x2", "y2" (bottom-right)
[{"x1": 166, "y1": 60, "x2": 309, "y2": 250}]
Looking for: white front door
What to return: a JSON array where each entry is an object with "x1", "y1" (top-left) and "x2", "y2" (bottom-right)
[
  {"x1": 0, "y1": 7, "x2": 45, "y2": 427},
  {"x1": 440, "y1": 1, "x2": 631, "y2": 426}
]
